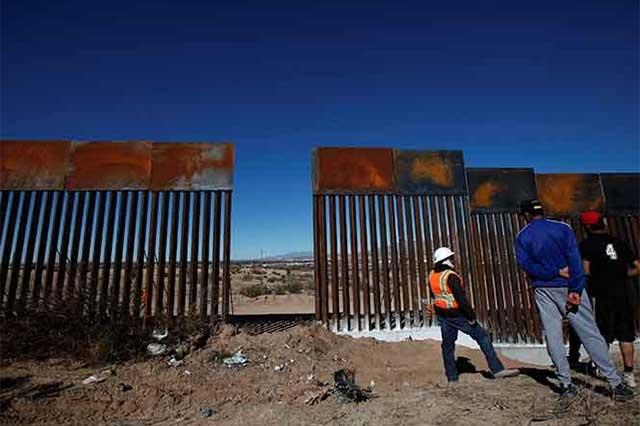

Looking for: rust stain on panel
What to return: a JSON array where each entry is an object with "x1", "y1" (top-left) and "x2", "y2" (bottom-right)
[
  {"x1": 472, "y1": 181, "x2": 506, "y2": 208},
  {"x1": 467, "y1": 168, "x2": 536, "y2": 213},
  {"x1": 395, "y1": 150, "x2": 466, "y2": 195},
  {"x1": 411, "y1": 156, "x2": 454, "y2": 187},
  {"x1": 536, "y1": 173, "x2": 603, "y2": 216},
  {"x1": 0, "y1": 141, "x2": 71, "y2": 190},
  {"x1": 313, "y1": 147, "x2": 394, "y2": 193},
  {"x1": 150, "y1": 143, "x2": 234, "y2": 190},
  {"x1": 66, "y1": 141, "x2": 152, "y2": 190}
]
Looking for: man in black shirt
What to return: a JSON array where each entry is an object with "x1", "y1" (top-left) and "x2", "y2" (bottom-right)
[{"x1": 578, "y1": 211, "x2": 639, "y2": 388}]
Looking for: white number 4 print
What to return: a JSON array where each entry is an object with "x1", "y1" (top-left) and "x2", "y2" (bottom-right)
[{"x1": 605, "y1": 244, "x2": 618, "y2": 260}]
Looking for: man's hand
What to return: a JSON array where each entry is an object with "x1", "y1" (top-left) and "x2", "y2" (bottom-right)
[
  {"x1": 424, "y1": 301, "x2": 434, "y2": 319},
  {"x1": 567, "y1": 292, "x2": 580, "y2": 305},
  {"x1": 566, "y1": 291, "x2": 581, "y2": 314},
  {"x1": 468, "y1": 319, "x2": 477, "y2": 326},
  {"x1": 559, "y1": 266, "x2": 570, "y2": 278}
]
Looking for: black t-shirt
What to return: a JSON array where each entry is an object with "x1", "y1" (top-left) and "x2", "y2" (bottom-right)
[{"x1": 579, "y1": 233, "x2": 634, "y2": 299}]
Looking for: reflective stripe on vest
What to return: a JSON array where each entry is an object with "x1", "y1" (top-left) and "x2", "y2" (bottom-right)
[{"x1": 429, "y1": 270, "x2": 460, "y2": 310}]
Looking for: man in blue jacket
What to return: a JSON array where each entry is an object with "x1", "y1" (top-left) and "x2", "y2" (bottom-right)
[{"x1": 515, "y1": 200, "x2": 633, "y2": 401}]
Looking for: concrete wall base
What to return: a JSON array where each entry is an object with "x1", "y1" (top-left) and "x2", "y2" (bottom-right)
[{"x1": 336, "y1": 326, "x2": 640, "y2": 366}]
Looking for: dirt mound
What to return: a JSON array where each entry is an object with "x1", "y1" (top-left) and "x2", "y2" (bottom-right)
[{"x1": 1, "y1": 325, "x2": 638, "y2": 425}]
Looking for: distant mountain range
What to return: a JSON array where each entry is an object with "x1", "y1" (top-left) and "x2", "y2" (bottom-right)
[{"x1": 258, "y1": 251, "x2": 314, "y2": 261}]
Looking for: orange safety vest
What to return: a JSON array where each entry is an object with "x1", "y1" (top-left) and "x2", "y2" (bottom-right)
[{"x1": 429, "y1": 270, "x2": 460, "y2": 310}]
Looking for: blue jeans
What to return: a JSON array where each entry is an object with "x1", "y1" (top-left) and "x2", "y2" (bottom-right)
[{"x1": 439, "y1": 315, "x2": 505, "y2": 382}]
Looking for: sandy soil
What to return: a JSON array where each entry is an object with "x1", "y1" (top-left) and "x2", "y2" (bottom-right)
[
  {"x1": 232, "y1": 294, "x2": 314, "y2": 314},
  {"x1": 1, "y1": 324, "x2": 638, "y2": 425},
  {"x1": 230, "y1": 265, "x2": 315, "y2": 314}
]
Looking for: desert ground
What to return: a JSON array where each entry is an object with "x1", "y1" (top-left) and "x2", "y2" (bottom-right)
[
  {"x1": 1, "y1": 263, "x2": 638, "y2": 425},
  {"x1": 1, "y1": 322, "x2": 639, "y2": 426},
  {"x1": 230, "y1": 262, "x2": 315, "y2": 315}
]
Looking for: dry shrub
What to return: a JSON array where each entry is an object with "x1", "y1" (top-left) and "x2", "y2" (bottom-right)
[
  {"x1": 0, "y1": 289, "x2": 148, "y2": 364},
  {"x1": 284, "y1": 280, "x2": 303, "y2": 294},
  {"x1": 239, "y1": 283, "x2": 270, "y2": 298}
]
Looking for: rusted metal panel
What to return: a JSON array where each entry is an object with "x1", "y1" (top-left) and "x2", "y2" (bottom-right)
[
  {"x1": 6, "y1": 192, "x2": 33, "y2": 312},
  {"x1": 65, "y1": 192, "x2": 86, "y2": 296},
  {"x1": 134, "y1": 192, "x2": 149, "y2": 319},
  {"x1": 395, "y1": 195, "x2": 410, "y2": 326},
  {"x1": 357, "y1": 196, "x2": 370, "y2": 329},
  {"x1": 167, "y1": 192, "x2": 180, "y2": 323},
  {"x1": 403, "y1": 196, "x2": 419, "y2": 326},
  {"x1": 17, "y1": 192, "x2": 42, "y2": 312},
  {"x1": 0, "y1": 192, "x2": 18, "y2": 308},
  {"x1": 99, "y1": 192, "x2": 117, "y2": 317},
  {"x1": 201, "y1": 192, "x2": 212, "y2": 325},
  {"x1": 348, "y1": 196, "x2": 361, "y2": 331},
  {"x1": 377, "y1": 195, "x2": 390, "y2": 328},
  {"x1": 66, "y1": 142, "x2": 151, "y2": 190},
  {"x1": 394, "y1": 150, "x2": 466, "y2": 195},
  {"x1": 313, "y1": 148, "x2": 395, "y2": 194},
  {"x1": 211, "y1": 192, "x2": 222, "y2": 323},
  {"x1": 600, "y1": 173, "x2": 640, "y2": 215},
  {"x1": 221, "y1": 191, "x2": 233, "y2": 321},
  {"x1": 467, "y1": 168, "x2": 536, "y2": 213},
  {"x1": 43, "y1": 192, "x2": 64, "y2": 304},
  {"x1": 0, "y1": 141, "x2": 71, "y2": 190},
  {"x1": 77, "y1": 192, "x2": 97, "y2": 299},
  {"x1": 329, "y1": 196, "x2": 340, "y2": 326},
  {"x1": 413, "y1": 195, "x2": 428, "y2": 326},
  {"x1": 368, "y1": 195, "x2": 382, "y2": 329},
  {"x1": 123, "y1": 192, "x2": 139, "y2": 316},
  {"x1": 150, "y1": 143, "x2": 234, "y2": 191},
  {"x1": 536, "y1": 173, "x2": 604, "y2": 217},
  {"x1": 387, "y1": 196, "x2": 402, "y2": 326},
  {"x1": 178, "y1": 192, "x2": 190, "y2": 318},
  {"x1": 189, "y1": 192, "x2": 201, "y2": 309},
  {"x1": 339, "y1": 196, "x2": 351, "y2": 331},
  {"x1": 54, "y1": 193, "x2": 75, "y2": 301},
  {"x1": 313, "y1": 195, "x2": 322, "y2": 321},
  {"x1": 88, "y1": 192, "x2": 106, "y2": 319},
  {"x1": 31, "y1": 191, "x2": 55, "y2": 307},
  {"x1": 319, "y1": 196, "x2": 329, "y2": 324}
]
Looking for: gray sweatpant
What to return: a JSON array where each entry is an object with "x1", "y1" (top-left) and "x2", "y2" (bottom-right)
[{"x1": 533, "y1": 287, "x2": 621, "y2": 388}]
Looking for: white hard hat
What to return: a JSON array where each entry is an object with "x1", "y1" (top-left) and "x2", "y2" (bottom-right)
[{"x1": 433, "y1": 247, "x2": 454, "y2": 264}]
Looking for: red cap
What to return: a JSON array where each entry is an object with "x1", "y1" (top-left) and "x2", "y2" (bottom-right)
[{"x1": 580, "y1": 211, "x2": 601, "y2": 226}]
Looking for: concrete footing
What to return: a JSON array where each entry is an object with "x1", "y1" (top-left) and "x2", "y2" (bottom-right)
[{"x1": 336, "y1": 326, "x2": 640, "y2": 366}]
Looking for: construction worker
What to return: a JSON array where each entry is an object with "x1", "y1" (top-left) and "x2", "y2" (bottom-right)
[
  {"x1": 515, "y1": 199, "x2": 633, "y2": 400},
  {"x1": 575, "y1": 211, "x2": 639, "y2": 388},
  {"x1": 429, "y1": 246, "x2": 519, "y2": 383}
]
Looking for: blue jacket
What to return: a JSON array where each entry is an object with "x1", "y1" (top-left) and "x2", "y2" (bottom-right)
[{"x1": 515, "y1": 218, "x2": 584, "y2": 293}]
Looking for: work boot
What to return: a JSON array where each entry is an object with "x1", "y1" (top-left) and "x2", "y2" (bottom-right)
[
  {"x1": 611, "y1": 383, "x2": 634, "y2": 401},
  {"x1": 552, "y1": 384, "x2": 579, "y2": 414},
  {"x1": 622, "y1": 371, "x2": 637, "y2": 389},
  {"x1": 493, "y1": 368, "x2": 520, "y2": 379},
  {"x1": 559, "y1": 384, "x2": 578, "y2": 399}
]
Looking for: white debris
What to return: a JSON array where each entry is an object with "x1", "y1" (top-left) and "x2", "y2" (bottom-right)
[
  {"x1": 222, "y1": 351, "x2": 248, "y2": 367},
  {"x1": 151, "y1": 328, "x2": 169, "y2": 341},
  {"x1": 147, "y1": 343, "x2": 168, "y2": 356}
]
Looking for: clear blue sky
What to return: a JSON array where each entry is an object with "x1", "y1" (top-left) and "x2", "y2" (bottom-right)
[{"x1": 2, "y1": 0, "x2": 638, "y2": 260}]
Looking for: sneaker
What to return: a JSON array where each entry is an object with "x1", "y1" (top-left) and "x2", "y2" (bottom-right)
[
  {"x1": 568, "y1": 359, "x2": 582, "y2": 371},
  {"x1": 611, "y1": 383, "x2": 634, "y2": 401},
  {"x1": 589, "y1": 366, "x2": 607, "y2": 380},
  {"x1": 493, "y1": 368, "x2": 520, "y2": 379},
  {"x1": 621, "y1": 372, "x2": 637, "y2": 389},
  {"x1": 560, "y1": 384, "x2": 578, "y2": 399}
]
